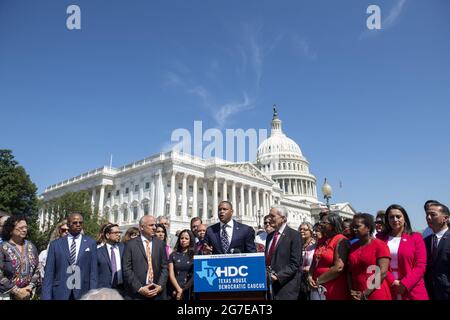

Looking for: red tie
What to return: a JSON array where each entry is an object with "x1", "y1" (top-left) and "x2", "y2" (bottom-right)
[{"x1": 266, "y1": 232, "x2": 279, "y2": 266}]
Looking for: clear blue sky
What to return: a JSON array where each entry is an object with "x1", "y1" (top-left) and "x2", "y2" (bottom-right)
[{"x1": 1, "y1": 0, "x2": 449, "y2": 230}]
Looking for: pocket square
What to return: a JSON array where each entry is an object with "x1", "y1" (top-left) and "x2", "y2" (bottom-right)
[{"x1": 85, "y1": 248, "x2": 90, "y2": 252}]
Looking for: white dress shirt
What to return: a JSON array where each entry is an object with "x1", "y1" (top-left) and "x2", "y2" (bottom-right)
[
  {"x1": 220, "y1": 219, "x2": 234, "y2": 244},
  {"x1": 67, "y1": 233, "x2": 82, "y2": 262},
  {"x1": 433, "y1": 227, "x2": 448, "y2": 248},
  {"x1": 106, "y1": 243, "x2": 123, "y2": 285},
  {"x1": 267, "y1": 223, "x2": 286, "y2": 250},
  {"x1": 141, "y1": 235, "x2": 153, "y2": 284}
]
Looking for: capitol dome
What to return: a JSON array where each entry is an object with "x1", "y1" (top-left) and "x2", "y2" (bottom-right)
[{"x1": 256, "y1": 106, "x2": 318, "y2": 202}]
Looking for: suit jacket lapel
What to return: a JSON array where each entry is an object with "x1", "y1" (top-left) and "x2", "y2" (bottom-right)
[
  {"x1": 214, "y1": 224, "x2": 223, "y2": 254},
  {"x1": 101, "y1": 245, "x2": 112, "y2": 271},
  {"x1": 60, "y1": 236, "x2": 71, "y2": 264},
  {"x1": 435, "y1": 229, "x2": 450, "y2": 262},
  {"x1": 77, "y1": 236, "x2": 89, "y2": 263},
  {"x1": 138, "y1": 238, "x2": 148, "y2": 263},
  {"x1": 229, "y1": 221, "x2": 240, "y2": 250}
]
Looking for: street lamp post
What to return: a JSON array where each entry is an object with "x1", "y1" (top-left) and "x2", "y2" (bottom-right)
[
  {"x1": 321, "y1": 178, "x2": 333, "y2": 210},
  {"x1": 257, "y1": 210, "x2": 262, "y2": 229}
]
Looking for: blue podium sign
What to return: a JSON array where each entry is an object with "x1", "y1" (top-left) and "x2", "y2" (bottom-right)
[{"x1": 194, "y1": 253, "x2": 267, "y2": 292}]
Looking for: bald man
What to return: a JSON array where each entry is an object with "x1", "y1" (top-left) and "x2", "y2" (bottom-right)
[{"x1": 122, "y1": 215, "x2": 168, "y2": 300}]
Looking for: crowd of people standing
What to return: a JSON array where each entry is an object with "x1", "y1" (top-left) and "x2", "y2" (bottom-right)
[{"x1": 0, "y1": 199, "x2": 449, "y2": 300}]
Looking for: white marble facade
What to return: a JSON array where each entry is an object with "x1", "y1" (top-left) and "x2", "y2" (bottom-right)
[{"x1": 39, "y1": 111, "x2": 356, "y2": 234}]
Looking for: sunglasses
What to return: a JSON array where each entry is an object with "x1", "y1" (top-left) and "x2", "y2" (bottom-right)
[
  {"x1": 264, "y1": 221, "x2": 271, "y2": 225},
  {"x1": 60, "y1": 228, "x2": 69, "y2": 232},
  {"x1": 71, "y1": 221, "x2": 83, "y2": 225},
  {"x1": 375, "y1": 221, "x2": 384, "y2": 225}
]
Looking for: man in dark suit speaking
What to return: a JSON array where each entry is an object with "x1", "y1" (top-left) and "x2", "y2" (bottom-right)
[
  {"x1": 203, "y1": 201, "x2": 256, "y2": 254},
  {"x1": 122, "y1": 215, "x2": 167, "y2": 300},
  {"x1": 265, "y1": 205, "x2": 302, "y2": 300}
]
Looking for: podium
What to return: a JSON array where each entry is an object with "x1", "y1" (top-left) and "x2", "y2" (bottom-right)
[{"x1": 193, "y1": 253, "x2": 267, "y2": 300}]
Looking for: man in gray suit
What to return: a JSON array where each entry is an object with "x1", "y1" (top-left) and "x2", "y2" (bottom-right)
[
  {"x1": 122, "y1": 215, "x2": 168, "y2": 300},
  {"x1": 265, "y1": 205, "x2": 302, "y2": 300}
]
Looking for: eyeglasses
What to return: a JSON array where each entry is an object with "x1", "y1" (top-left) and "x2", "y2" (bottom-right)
[
  {"x1": 319, "y1": 221, "x2": 330, "y2": 226},
  {"x1": 110, "y1": 231, "x2": 122, "y2": 234},
  {"x1": 60, "y1": 228, "x2": 69, "y2": 232},
  {"x1": 71, "y1": 221, "x2": 83, "y2": 225},
  {"x1": 375, "y1": 221, "x2": 384, "y2": 225},
  {"x1": 263, "y1": 221, "x2": 271, "y2": 225}
]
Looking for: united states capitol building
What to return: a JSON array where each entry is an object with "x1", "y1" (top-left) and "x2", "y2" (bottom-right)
[{"x1": 39, "y1": 109, "x2": 356, "y2": 233}]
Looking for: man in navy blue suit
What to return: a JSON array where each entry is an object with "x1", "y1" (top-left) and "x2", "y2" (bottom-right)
[
  {"x1": 42, "y1": 213, "x2": 98, "y2": 300},
  {"x1": 97, "y1": 224, "x2": 124, "y2": 294},
  {"x1": 203, "y1": 201, "x2": 256, "y2": 254},
  {"x1": 424, "y1": 202, "x2": 450, "y2": 300}
]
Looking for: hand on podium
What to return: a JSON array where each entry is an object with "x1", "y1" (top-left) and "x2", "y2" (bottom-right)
[{"x1": 203, "y1": 243, "x2": 213, "y2": 255}]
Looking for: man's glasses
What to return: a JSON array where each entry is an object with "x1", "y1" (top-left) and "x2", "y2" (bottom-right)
[
  {"x1": 71, "y1": 221, "x2": 83, "y2": 225},
  {"x1": 375, "y1": 221, "x2": 384, "y2": 225},
  {"x1": 264, "y1": 221, "x2": 271, "y2": 225}
]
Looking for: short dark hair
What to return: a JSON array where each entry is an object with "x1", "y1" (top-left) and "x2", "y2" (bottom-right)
[
  {"x1": 385, "y1": 204, "x2": 413, "y2": 235},
  {"x1": 263, "y1": 214, "x2": 270, "y2": 222},
  {"x1": 103, "y1": 224, "x2": 119, "y2": 237},
  {"x1": 1, "y1": 215, "x2": 27, "y2": 241},
  {"x1": 190, "y1": 217, "x2": 202, "y2": 225},
  {"x1": 155, "y1": 223, "x2": 168, "y2": 242},
  {"x1": 219, "y1": 201, "x2": 233, "y2": 209},
  {"x1": 424, "y1": 200, "x2": 440, "y2": 211},
  {"x1": 353, "y1": 213, "x2": 375, "y2": 234},
  {"x1": 429, "y1": 203, "x2": 450, "y2": 217}
]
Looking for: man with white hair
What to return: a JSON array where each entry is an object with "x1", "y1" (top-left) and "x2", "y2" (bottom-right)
[
  {"x1": 80, "y1": 288, "x2": 124, "y2": 300},
  {"x1": 266, "y1": 205, "x2": 302, "y2": 300}
]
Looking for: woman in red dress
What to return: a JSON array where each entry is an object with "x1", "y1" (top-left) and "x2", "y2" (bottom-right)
[
  {"x1": 348, "y1": 213, "x2": 392, "y2": 300},
  {"x1": 308, "y1": 213, "x2": 350, "y2": 300}
]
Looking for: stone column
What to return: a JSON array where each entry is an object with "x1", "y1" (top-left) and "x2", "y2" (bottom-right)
[
  {"x1": 239, "y1": 184, "x2": 245, "y2": 218},
  {"x1": 91, "y1": 188, "x2": 96, "y2": 212},
  {"x1": 222, "y1": 179, "x2": 227, "y2": 201},
  {"x1": 213, "y1": 177, "x2": 218, "y2": 218},
  {"x1": 182, "y1": 173, "x2": 187, "y2": 220},
  {"x1": 231, "y1": 182, "x2": 236, "y2": 211},
  {"x1": 248, "y1": 187, "x2": 253, "y2": 217},
  {"x1": 154, "y1": 171, "x2": 165, "y2": 216},
  {"x1": 150, "y1": 178, "x2": 155, "y2": 214},
  {"x1": 98, "y1": 185, "x2": 105, "y2": 216},
  {"x1": 202, "y1": 179, "x2": 208, "y2": 221},
  {"x1": 169, "y1": 172, "x2": 176, "y2": 220},
  {"x1": 193, "y1": 176, "x2": 198, "y2": 217},
  {"x1": 255, "y1": 189, "x2": 260, "y2": 217}
]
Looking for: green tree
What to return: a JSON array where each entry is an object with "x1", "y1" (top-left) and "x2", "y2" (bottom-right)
[
  {"x1": 0, "y1": 149, "x2": 46, "y2": 249},
  {"x1": 41, "y1": 190, "x2": 106, "y2": 245},
  {"x1": 0, "y1": 149, "x2": 38, "y2": 216}
]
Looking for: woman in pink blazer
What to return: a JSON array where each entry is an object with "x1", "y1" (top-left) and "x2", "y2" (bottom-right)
[{"x1": 377, "y1": 204, "x2": 429, "y2": 300}]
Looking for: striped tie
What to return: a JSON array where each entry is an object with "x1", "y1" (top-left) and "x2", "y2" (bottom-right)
[
  {"x1": 70, "y1": 237, "x2": 77, "y2": 265},
  {"x1": 221, "y1": 224, "x2": 230, "y2": 253}
]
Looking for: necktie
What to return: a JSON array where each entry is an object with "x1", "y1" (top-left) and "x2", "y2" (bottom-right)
[
  {"x1": 221, "y1": 224, "x2": 230, "y2": 253},
  {"x1": 70, "y1": 237, "x2": 77, "y2": 265},
  {"x1": 432, "y1": 234, "x2": 438, "y2": 260},
  {"x1": 145, "y1": 240, "x2": 154, "y2": 283},
  {"x1": 266, "y1": 231, "x2": 279, "y2": 266},
  {"x1": 110, "y1": 246, "x2": 117, "y2": 285}
]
